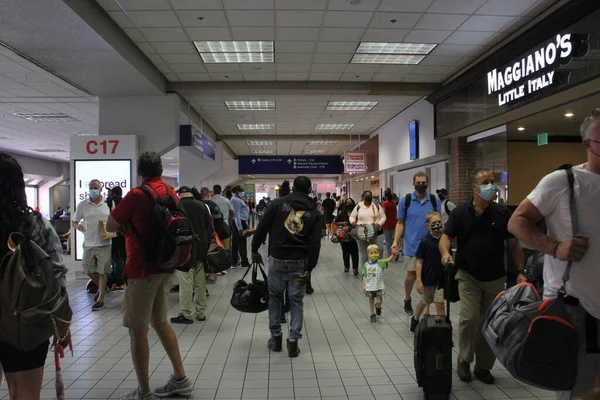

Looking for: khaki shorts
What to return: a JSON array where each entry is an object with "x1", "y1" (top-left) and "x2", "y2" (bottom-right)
[
  {"x1": 421, "y1": 286, "x2": 444, "y2": 305},
  {"x1": 404, "y1": 255, "x2": 417, "y2": 272},
  {"x1": 82, "y1": 246, "x2": 112, "y2": 275},
  {"x1": 221, "y1": 236, "x2": 231, "y2": 250},
  {"x1": 123, "y1": 274, "x2": 172, "y2": 330}
]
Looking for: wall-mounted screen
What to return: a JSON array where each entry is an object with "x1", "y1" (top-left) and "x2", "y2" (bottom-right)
[
  {"x1": 409, "y1": 120, "x2": 419, "y2": 160},
  {"x1": 73, "y1": 159, "x2": 132, "y2": 261}
]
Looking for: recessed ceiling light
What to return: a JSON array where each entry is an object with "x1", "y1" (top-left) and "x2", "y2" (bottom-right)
[
  {"x1": 315, "y1": 124, "x2": 354, "y2": 130},
  {"x1": 76, "y1": 133, "x2": 97, "y2": 136},
  {"x1": 371, "y1": 176, "x2": 374, "y2": 178},
  {"x1": 356, "y1": 42, "x2": 436, "y2": 55},
  {"x1": 326, "y1": 101, "x2": 378, "y2": 111},
  {"x1": 304, "y1": 149, "x2": 326, "y2": 154},
  {"x1": 194, "y1": 41, "x2": 274, "y2": 64},
  {"x1": 565, "y1": 113, "x2": 575, "y2": 117},
  {"x1": 246, "y1": 140, "x2": 274, "y2": 146},
  {"x1": 251, "y1": 149, "x2": 275, "y2": 155},
  {"x1": 238, "y1": 124, "x2": 275, "y2": 130},
  {"x1": 13, "y1": 112, "x2": 80, "y2": 123},
  {"x1": 307, "y1": 140, "x2": 338, "y2": 145},
  {"x1": 351, "y1": 54, "x2": 425, "y2": 64},
  {"x1": 518, "y1": 127, "x2": 525, "y2": 131},
  {"x1": 225, "y1": 101, "x2": 275, "y2": 111}
]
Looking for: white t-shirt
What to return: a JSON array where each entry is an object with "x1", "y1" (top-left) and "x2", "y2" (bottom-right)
[
  {"x1": 362, "y1": 260, "x2": 388, "y2": 291},
  {"x1": 441, "y1": 199, "x2": 456, "y2": 226},
  {"x1": 527, "y1": 163, "x2": 600, "y2": 319},
  {"x1": 72, "y1": 199, "x2": 111, "y2": 248}
]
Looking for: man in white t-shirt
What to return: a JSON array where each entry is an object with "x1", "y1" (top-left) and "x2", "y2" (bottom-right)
[
  {"x1": 72, "y1": 179, "x2": 112, "y2": 312},
  {"x1": 508, "y1": 109, "x2": 600, "y2": 400}
]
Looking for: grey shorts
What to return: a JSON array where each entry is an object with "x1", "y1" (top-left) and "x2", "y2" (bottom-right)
[
  {"x1": 82, "y1": 245, "x2": 112, "y2": 275},
  {"x1": 365, "y1": 290, "x2": 384, "y2": 301}
]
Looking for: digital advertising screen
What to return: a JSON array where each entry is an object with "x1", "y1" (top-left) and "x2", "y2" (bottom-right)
[
  {"x1": 409, "y1": 120, "x2": 419, "y2": 160},
  {"x1": 73, "y1": 160, "x2": 132, "y2": 261}
]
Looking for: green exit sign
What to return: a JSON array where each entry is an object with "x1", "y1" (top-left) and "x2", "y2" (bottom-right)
[{"x1": 537, "y1": 132, "x2": 549, "y2": 146}]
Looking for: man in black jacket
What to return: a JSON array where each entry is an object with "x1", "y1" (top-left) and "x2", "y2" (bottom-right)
[
  {"x1": 171, "y1": 186, "x2": 213, "y2": 324},
  {"x1": 251, "y1": 176, "x2": 322, "y2": 357}
]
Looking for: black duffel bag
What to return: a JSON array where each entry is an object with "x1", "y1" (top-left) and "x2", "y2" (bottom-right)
[
  {"x1": 205, "y1": 239, "x2": 230, "y2": 274},
  {"x1": 231, "y1": 262, "x2": 268, "y2": 313}
]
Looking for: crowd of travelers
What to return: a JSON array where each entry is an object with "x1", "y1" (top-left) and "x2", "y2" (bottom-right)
[{"x1": 0, "y1": 109, "x2": 599, "y2": 399}]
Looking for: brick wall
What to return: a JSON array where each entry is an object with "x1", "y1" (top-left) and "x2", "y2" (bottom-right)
[{"x1": 449, "y1": 137, "x2": 477, "y2": 205}]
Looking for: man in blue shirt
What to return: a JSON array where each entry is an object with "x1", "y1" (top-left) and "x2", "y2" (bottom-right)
[
  {"x1": 231, "y1": 185, "x2": 251, "y2": 268},
  {"x1": 392, "y1": 172, "x2": 441, "y2": 315}
]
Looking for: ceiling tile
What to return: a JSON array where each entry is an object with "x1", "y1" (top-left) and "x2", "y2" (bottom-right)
[
  {"x1": 476, "y1": 0, "x2": 541, "y2": 16},
  {"x1": 412, "y1": 65, "x2": 450, "y2": 75},
  {"x1": 185, "y1": 27, "x2": 232, "y2": 40},
  {"x1": 323, "y1": 11, "x2": 373, "y2": 28},
  {"x1": 176, "y1": 73, "x2": 211, "y2": 81},
  {"x1": 169, "y1": 64, "x2": 205, "y2": 73},
  {"x1": 231, "y1": 27, "x2": 275, "y2": 40},
  {"x1": 107, "y1": 0, "x2": 170, "y2": 10},
  {"x1": 378, "y1": 0, "x2": 433, "y2": 12},
  {"x1": 315, "y1": 42, "x2": 358, "y2": 54},
  {"x1": 362, "y1": 28, "x2": 409, "y2": 42},
  {"x1": 275, "y1": 53, "x2": 313, "y2": 63},
  {"x1": 170, "y1": 0, "x2": 223, "y2": 9},
  {"x1": 276, "y1": 27, "x2": 320, "y2": 41},
  {"x1": 151, "y1": 41, "x2": 197, "y2": 54},
  {"x1": 376, "y1": 65, "x2": 416, "y2": 74},
  {"x1": 139, "y1": 28, "x2": 188, "y2": 41},
  {"x1": 369, "y1": 13, "x2": 421, "y2": 29},
  {"x1": 175, "y1": 10, "x2": 228, "y2": 27},
  {"x1": 418, "y1": 55, "x2": 464, "y2": 66},
  {"x1": 344, "y1": 64, "x2": 381, "y2": 73},
  {"x1": 404, "y1": 29, "x2": 452, "y2": 43},
  {"x1": 444, "y1": 30, "x2": 495, "y2": 45},
  {"x1": 239, "y1": 63, "x2": 275, "y2": 72},
  {"x1": 310, "y1": 64, "x2": 347, "y2": 73},
  {"x1": 123, "y1": 28, "x2": 145, "y2": 42},
  {"x1": 308, "y1": 72, "x2": 342, "y2": 81},
  {"x1": 312, "y1": 53, "x2": 352, "y2": 63},
  {"x1": 226, "y1": 10, "x2": 274, "y2": 26},
  {"x1": 210, "y1": 72, "x2": 244, "y2": 80},
  {"x1": 430, "y1": 44, "x2": 478, "y2": 56},
  {"x1": 203, "y1": 64, "x2": 242, "y2": 73},
  {"x1": 340, "y1": 73, "x2": 374, "y2": 81},
  {"x1": 276, "y1": 11, "x2": 324, "y2": 27},
  {"x1": 415, "y1": 13, "x2": 470, "y2": 30},
  {"x1": 107, "y1": 12, "x2": 134, "y2": 28},
  {"x1": 276, "y1": 41, "x2": 316, "y2": 53},
  {"x1": 459, "y1": 15, "x2": 515, "y2": 32},
  {"x1": 276, "y1": 64, "x2": 311, "y2": 72},
  {"x1": 145, "y1": 54, "x2": 165, "y2": 64},
  {"x1": 223, "y1": 0, "x2": 274, "y2": 9},
  {"x1": 126, "y1": 11, "x2": 180, "y2": 27},
  {"x1": 372, "y1": 73, "x2": 407, "y2": 82},
  {"x1": 136, "y1": 42, "x2": 156, "y2": 54},
  {"x1": 243, "y1": 72, "x2": 277, "y2": 80},
  {"x1": 319, "y1": 28, "x2": 365, "y2": 42},
  {"x1": 160, "y1": 53, "x2": 202, "y2": 63},
  {"x1": 404, "y1": 74, "x2": 446, "y2": 82},
  {"x1": 428, "y1": 0, "x2": 486, "y2": 14},
  {"x1": 275, "y1": 0, "x2": 327, "y2": 9}
]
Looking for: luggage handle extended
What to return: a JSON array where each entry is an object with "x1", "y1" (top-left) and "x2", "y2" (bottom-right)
[{"x1": 444, "y1": 262, "x2": 455, "y2": 323}]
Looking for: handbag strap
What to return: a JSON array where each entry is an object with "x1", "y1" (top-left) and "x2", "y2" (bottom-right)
[
  {"x1": 251, "y1": 262, "x2": 268, "y2": 283},
  {"x1": 559, "y1": 167, "x2": 577, "y2": 296}
]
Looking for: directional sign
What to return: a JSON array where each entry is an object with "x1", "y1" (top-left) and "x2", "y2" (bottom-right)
[
  {"x1": 238, "y1": 156, "x2": 343, "y2": 175},
  {"x1": 180, "y1": 125, "x2": 215, "y2": 160}
]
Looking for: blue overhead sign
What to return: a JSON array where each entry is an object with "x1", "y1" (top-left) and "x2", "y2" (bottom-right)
[
  {"x1": 238, "y1": 156, "x2": 343, "y2": 175},
  {"x1": 179, "y1": 125, "x2": 216, "y2": 160}
]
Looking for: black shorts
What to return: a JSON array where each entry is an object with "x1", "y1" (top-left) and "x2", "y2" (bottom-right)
[
  {"x1": 0, "y1": 340, "x2": 49, "y2": 373},
  {"x1": 325, "y1": 214, "x2": 334, "y2": 224}
]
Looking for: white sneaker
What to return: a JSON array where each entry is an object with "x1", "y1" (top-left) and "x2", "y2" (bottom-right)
[
  {"x1": 120, "y1": 389, "x2": 154, "y2": 400},
  {"x1": 154, "y1": 375, "x2": 194, "y2": 398}
]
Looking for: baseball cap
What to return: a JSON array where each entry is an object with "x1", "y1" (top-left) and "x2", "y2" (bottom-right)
[
  {"x1": 177, "y1": 186, "x2": 194, "y2": 195},
  {"x1": 436, "y1": 188, "x2": 448, "y2": 196}
]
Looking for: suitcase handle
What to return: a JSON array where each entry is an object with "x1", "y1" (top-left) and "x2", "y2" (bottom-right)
[{"x1": 445, "y1": 263, "x2": 454, "y2": 323}]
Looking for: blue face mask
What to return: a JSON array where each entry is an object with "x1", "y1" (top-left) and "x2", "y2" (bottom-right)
[
  {"x1": 89, "y1": 189, "x2": 100, "y2": 199},
  {"x1": 478, "y1": 183, "x2": 496, "y2": 201}
]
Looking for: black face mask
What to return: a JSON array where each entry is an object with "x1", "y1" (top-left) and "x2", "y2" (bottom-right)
[
  {"x1": 364, "y1": 195, "x2": 373, "y2": 203},
  {"x1": 415, "y1": 183, "x2": 428, "y2": 194}
]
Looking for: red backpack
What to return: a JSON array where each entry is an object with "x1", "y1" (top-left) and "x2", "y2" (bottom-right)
[{"x1": 133, "y1": 185, "x2": 196, "y2": 272}]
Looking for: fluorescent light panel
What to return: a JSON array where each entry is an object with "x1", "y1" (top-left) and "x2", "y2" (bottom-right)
[
  {"x1": 351, "y1": 54, "x2": 425, "y2": 64},
  {"x1": 357, "y1": 42, "x2": 436, "y2": 55},
  {"x1": 251, "y1": 149, "x2": 275, "y2": 154},
  {"x1": 246, "y1": 140, "x2": 274, "y2": 146},
  {"x1": 307, "y1": 140, "x2": 338, "y2": 145},
  {"x1": 194, "y1": 41, "x2": 274, "y2": 64},
  {"x1": 315, "y1": 124, "x2": 354, "y2": 130},
  {"x1": 305, "y1": 149, "x2": 326, "y2": 154},
  {"x1": 226, "y1": 101, "x2": 275, "y2": 111},
  {"x1": 326, "y1": 101, "x2": 378, "y2": 111},
  {"x1": 13, "y1": 112, "x2": 80, "y2": 122},
  {"x1": 238, "y1": 124, "x2": 275, "y2": 130}
]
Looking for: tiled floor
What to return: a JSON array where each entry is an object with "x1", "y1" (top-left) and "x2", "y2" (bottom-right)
[{"x1": 1, "y1": 239, "x2": 553, "y2": 400}]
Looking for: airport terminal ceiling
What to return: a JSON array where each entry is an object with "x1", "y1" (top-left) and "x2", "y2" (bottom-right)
[{"x1": 0, "y1": 0, "x2": 564, "y2": 161}]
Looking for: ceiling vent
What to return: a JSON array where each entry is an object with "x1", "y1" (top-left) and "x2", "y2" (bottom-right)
[{"x1": 12, "y1": 112, "x2": 80, "y2": 123}]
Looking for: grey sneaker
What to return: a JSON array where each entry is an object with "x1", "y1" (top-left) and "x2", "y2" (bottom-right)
[
  {"x1": 120, "y1": 388, "x2": 154, "y2": 400},
  {"x1": 154, "y1": 375, "x2": 194, "y2": 398}
]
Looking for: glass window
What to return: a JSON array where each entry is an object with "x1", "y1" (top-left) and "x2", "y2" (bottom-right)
[{"x1": 25, "y1": 186, "x2": 38, "y2": 209}]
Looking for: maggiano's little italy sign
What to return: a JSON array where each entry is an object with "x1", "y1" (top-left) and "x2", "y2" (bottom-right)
[{"x1": 487, "y1": 33, "x2": 589, "y2": 106}]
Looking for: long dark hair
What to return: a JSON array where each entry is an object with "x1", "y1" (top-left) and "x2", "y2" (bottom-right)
[{"x1": 0, "y1": 153, "x2": 31, "y2": 236}]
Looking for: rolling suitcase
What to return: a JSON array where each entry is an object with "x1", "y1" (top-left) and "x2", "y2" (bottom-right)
[{"x1": 414, "y1": 269, "x2": 453, "y2": 399}]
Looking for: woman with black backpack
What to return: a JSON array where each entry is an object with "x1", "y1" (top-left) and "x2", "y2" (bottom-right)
[{"x1": 0, "y1": 153, "x2": 71, "y2": 400}]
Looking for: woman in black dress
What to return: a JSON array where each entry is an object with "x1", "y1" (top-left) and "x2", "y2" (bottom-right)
[{"x1": 335, "y1": 198, "x2": 360, "y2": 275}]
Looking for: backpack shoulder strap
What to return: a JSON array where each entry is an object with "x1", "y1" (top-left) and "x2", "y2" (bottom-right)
[
  {"x1": 444, "y1": 199, "x2": 451, "y2": 215},
  {"x1": 137, "y1": 184, "x2": 155, "y2": 201},
  {"x1": 429, "y1": 194, "x2": 437, "y2": 210},
  {"x1": 403, "y1": 193, "x2": 412, "y2": 219},
  {"x1": 560, "y1": 167, "x2": 577, "y2": 291}
]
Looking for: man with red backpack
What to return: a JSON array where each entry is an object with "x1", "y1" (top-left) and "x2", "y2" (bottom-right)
[{"x1": 107, "y1": 152, "x2": 193, "y2": 400}]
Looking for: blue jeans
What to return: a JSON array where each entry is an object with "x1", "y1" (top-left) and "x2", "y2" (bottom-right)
[
  {"x1": 383, "y1": 229, "x2": 394, "y2": 257},
  {"x1": 268, "y1": 257, "x2": 306, "y2": 340}
]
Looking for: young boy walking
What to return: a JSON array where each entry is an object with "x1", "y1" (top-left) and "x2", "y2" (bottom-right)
[
  {"x1": 410, "y1": 211, "x2": 445, "y2": 333},
  {"x1": 362, "y1": 244, "x2": 397, "y2": 322}
]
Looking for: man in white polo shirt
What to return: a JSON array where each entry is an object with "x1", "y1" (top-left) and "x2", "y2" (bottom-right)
[
  {"x1": 509, "y1": 108, "x2": 600, "y2": 399},
  {"x1": 73, "y1": 179, "x2": 112, "y2": 311}
]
